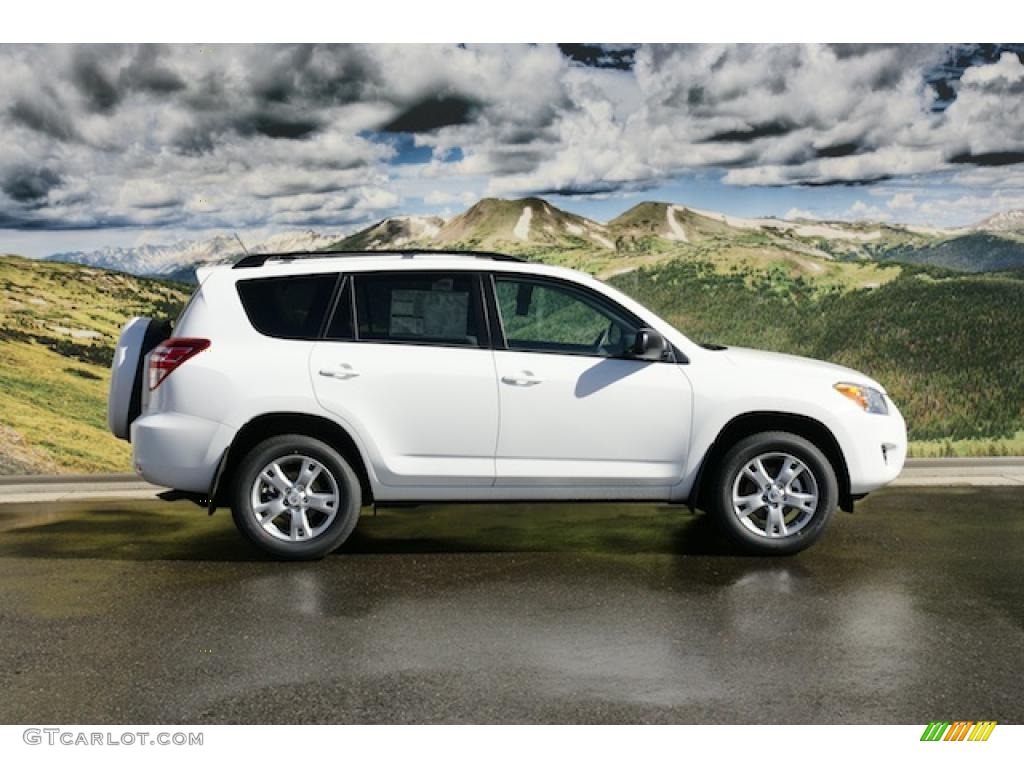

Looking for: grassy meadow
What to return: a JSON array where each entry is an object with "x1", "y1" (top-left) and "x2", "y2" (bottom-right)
[{"x1": 0, "y1": 255, "x2": 189, "y2": 473}]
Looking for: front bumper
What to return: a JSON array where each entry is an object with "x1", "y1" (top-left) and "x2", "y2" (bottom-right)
[
  {"x1": 131, "y1": 412, "x2": 232, "y2": 493},
  {"x1": 838, "y1": 399, "x2": 907, "y2": 495}
]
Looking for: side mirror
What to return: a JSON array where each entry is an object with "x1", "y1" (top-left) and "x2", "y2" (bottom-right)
[{"x1": 630, "y1": 328, "x2": 666, "y2": 361}]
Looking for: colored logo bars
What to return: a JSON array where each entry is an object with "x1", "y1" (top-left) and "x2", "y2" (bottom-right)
[{"x1": 920, "y1": 721, "x2": 997, "y2": 741}]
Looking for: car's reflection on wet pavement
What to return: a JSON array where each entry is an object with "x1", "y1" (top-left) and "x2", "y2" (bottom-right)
[{"x1": 0, "y1": 486, "x2": 1021, "y2": 724}]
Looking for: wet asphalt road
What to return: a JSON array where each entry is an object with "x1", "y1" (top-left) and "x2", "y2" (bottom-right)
[{"x1": 0, "y1": 487, "x2": 1021, "y2": 724}]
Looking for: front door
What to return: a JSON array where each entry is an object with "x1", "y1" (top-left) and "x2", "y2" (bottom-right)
[{"x1": 490, "y1": 274, "x2": 692, "y2": 494}]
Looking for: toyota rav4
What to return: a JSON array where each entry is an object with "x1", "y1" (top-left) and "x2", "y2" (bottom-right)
[{"x1": 108, "y1": 250, "x2": 906, "y2": 559}]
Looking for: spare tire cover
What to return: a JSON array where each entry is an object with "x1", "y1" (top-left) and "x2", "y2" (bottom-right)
[{"x1": 107, "y1": 317, "x2": 170, "y2": 440}]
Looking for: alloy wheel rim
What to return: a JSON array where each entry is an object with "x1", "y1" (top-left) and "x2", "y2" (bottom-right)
[
  {"x1": 730, "y1": 451, "x2": 819, "y2": 538},
  {"x1": 250, "y1": 454, "x2": 340, "y2": 543}
]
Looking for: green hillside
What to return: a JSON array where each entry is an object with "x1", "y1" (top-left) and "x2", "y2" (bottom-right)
[
  {"x1": 879, "y1": 232, "x2": 1024, "y2": 272},
  {"x1": 0, "y1": 255, "x2": 189, "y2": 473}
]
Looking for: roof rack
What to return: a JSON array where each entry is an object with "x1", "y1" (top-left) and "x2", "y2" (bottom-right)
[{"x1": 232, "y1": 249, "x2": 526, "y2": 269}]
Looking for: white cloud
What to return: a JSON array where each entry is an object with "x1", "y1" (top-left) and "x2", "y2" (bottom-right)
[
  {"x1": 916, "y1": 192, "x2": 1024, "y2": 225},
  {"x1": 940, "y1": 52, "x2": 1024, "y2": 159},
  {"x1": 423, "y1": 189, "x2": 477, "y2": 206},
  {"x1": 1, "y1": 43, "x2": 1023, "y2": 236},
  {"x1": 887, "y1": 192, "x2": 917, "y2": 210},
  {"x1": 844, "y1": 200, "x2": 892, "y2": 221}
]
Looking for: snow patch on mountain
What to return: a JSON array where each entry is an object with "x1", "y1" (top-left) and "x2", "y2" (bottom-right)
[
  {"x1": 384, "y1": 216, "x2": 443, "y2": 245},
  {"x1": 974, "y1": 209, "x2": 1024, "y2": 233},
  {"x1": 666, "y1": 206, "x2": 688, "y2": 242},
  {"x1": 46, "y1": 236, "x2": 240, "y2": 276},
  {"x1": 513, "y1": 206, "x2": 533, "y2": 240},
  {"x1": 46, "y1": 229, "x2": 345, "y2": 276},
  {"x1": 251, "y1": 230, "x2": 347, "y2": 255},
  {"x1": 690, "y1": 206, "x2": 882, "y2": 242}
]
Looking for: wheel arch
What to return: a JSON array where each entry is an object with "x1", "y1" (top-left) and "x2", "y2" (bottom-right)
[
  {"x1": 210, "y1": 412, "x2": 373, "y2": 510},
  {"x1": 689, "y1": 411, "x2": 852, "y2": 512}
]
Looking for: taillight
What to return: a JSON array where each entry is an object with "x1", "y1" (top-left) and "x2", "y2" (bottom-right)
[{"x1": 148, "y1": 338, "x2": 210, "y2": 390}]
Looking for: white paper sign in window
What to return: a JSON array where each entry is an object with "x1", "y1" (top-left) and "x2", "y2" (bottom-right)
[{"x1": 390, "y1": 289, "x2": 469, "y2": 340}]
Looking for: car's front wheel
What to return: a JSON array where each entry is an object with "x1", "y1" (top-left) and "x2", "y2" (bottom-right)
[
  {"x1": 231, "y1": 434, "x2": 361, "y2": 560},
  {"x1": 708, "y1": 431, "x2": 838, "y2": 555}
]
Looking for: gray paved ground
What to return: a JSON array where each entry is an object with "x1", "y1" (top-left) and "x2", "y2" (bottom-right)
[{"x1": 0, "y1": 486, "x2": 1021, "y2": 724}]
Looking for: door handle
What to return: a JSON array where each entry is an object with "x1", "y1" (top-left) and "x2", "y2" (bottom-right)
[
  {"x1": 501, "y1": 371, "x2": 543, "y2": 386},
  {"x1": 318, "y1": 363, "x2": 360, "y2": 380}
]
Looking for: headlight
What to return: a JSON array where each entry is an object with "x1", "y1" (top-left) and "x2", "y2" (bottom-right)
[{"x1": 834, "y1": 382, "x2": 889, "y2": 415}]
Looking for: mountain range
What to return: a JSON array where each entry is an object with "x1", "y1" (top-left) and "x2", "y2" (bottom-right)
[
  {"x1": 46, "y1": 230, "x2": 344, "y2": 279},
  {"x1": 43, "y1": 197, "x2": 1024, "y2": 281}
]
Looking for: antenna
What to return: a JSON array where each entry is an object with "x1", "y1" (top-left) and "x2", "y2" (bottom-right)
[{"x1": 233, "y1": 232, "x2": 251, "y2": 257}]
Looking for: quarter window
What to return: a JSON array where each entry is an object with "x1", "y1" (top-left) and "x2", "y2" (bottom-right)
[
  {"x1": 237, "y1": 274, "x2": 337, "y2": 339},
  {"x1": 494, "y1": 276, "x2": 639, "y2": 357},
  {"x1": 353, "y1": 272, "x2": 485, "y2": 347}
]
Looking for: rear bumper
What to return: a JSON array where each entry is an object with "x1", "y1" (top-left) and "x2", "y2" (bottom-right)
[
  {"x1": 131, "y1": 412, "x2": 232, "y2": 493},
  {"x1": 839, "y1": 401, "x2": 908, "y2": 495}
]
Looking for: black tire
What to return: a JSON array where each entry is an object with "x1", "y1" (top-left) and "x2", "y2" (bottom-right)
[
  {"x1": 231, "y1": 434, "x2": 361, "y2": 560},
  {"x1": 707, "y1": 431, "x2": 838, "y2": 556}
]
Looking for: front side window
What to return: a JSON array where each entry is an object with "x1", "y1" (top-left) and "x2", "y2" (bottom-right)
[
  {"x1": 494, "y1": 276, "x2": 639, "y2": 357},
  {"x1": 237, "y1": 274, "x2": 338, "y2": 339},
  {"x1": 353, "y1": 272, "x2": 485, "y2": 347}
]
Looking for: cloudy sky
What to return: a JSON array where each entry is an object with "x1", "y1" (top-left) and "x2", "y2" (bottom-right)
[{"x1": 2, "y1": 43, "x2": 1024, "y2": 257}]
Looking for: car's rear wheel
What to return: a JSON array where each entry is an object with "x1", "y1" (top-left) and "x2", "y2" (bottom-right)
[
  {"x1": 708, "y1": 431, "x2": 838, "y2": 555},
  {"x1": 231, "y1": 434, "x2": 361, "y2": 560}
]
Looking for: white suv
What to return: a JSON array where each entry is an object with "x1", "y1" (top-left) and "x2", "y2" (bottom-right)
[{"x1": 108, "y1": 250, "x2": 906, "y2": 559}]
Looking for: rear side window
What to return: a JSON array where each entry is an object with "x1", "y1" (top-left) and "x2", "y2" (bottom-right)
[
  {"x1": 237, "y1": 274, "x2": 338, "y2": 339},
  {"x1": 353, "y1": 272, "x2": 485, "y2": 347}
]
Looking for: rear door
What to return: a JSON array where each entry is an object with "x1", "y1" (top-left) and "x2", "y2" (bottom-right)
[
  {"x1": 489, "y1": 273, "x2": 692, "y2": 494},
  {"x1": 310, "y1": 270, "x2": 499, "y2": 488}
]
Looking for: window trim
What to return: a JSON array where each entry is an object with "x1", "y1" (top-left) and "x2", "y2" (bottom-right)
[
  {"x1": 483, "y1": 273, "x2": 507, "y2": 350},
  {"x1": 322, "y1": 274, "x2": 355, "y2": 341},
  {"x1": 323, "y1": 269, "x2": 491, "y2": 350},
  {"x1": 486, "y1": 272, "x2": 682, "y2": 363}
]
